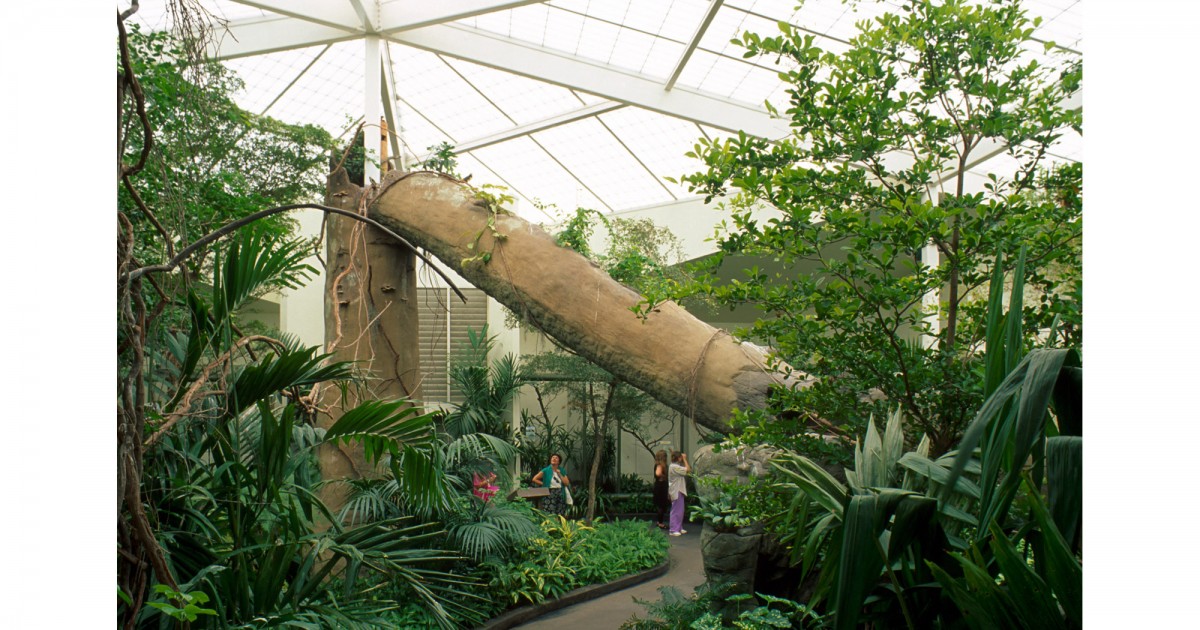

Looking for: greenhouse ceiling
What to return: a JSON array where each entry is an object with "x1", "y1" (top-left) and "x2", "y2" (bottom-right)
[{"x1": 133, "y1": 0, "x2": 1082, "y2": 224}]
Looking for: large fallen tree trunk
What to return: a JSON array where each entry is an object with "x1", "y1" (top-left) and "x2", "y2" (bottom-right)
[{"x1": 363, "y1": 170, "x2": 810, "y2": 434}]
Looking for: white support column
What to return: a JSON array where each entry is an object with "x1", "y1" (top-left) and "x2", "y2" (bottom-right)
[
  {"x1": 364, "y1": 35, "x2": 382, "y2": 184},
  {"x1": 921, "y1": 242, "x2": 941, "y2": 349},
  {"x1": 921, "y1": 190, "x2": 941, "y2": 349}
]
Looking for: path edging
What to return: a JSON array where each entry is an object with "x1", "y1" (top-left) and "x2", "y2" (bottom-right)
[{"x1": 476, "y1": 559, "x2": 671, "y2": 629}]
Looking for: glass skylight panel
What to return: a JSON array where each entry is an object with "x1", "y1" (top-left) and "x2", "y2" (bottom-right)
[
  {"x1": 450, "y1": 153, "x2": 546, "y2": 219},
  {"x1": 676, "y1": 50, "x2": 777, "y2": 108},
  {"x1": 574, "y1": 16, "x2": 623, "y2": 62},
  {"x1": 223, "y1": 46, "x2": 326, "y2": 116},
  {"x1": 700, "y1": 5, "x2": 759, "y2": 58},
  {"x1": 598, "y1": 108, "x2": 707, "y2": 198},
  {"x1": 387, "y1": 49, "x2": 514, "y2": 144},
  {"x1": 533, "y1": 118, "x2": 676, "y2": 211},
  {"x1": 440, "y1": 58, "x2": 584, "y2": 127},
  {"x1": 393, "y1": 100, "x2": 453, "y2": 163},
  {"x1": 506, "y1": 3, "x2": 554, "y2": 45},
  {"x1": 461, "y1": 6, "x2": 513, "y2": 37},
  {"x1": 470, "y1": 137, "x2": 606, "y2": 216},
  {"x1": 640, "y1": 38, "x2": 688, "y2": 78},
  {"x1": 729, "y1": 0, "x2": 803, "y2": 22},
  {"x1": 541, "y1": 8, "x2": 588, "y2": 50},
  {"x1": 653, "y1": 0, "x2": 715, "y2": 42},
  {"x1": 263, "y1": 41, "x2": 364, "y2": 134},
  {"x1": 607, "y1": 29, "x2": 665, "y2": 77},
  {"x1": 577, "y1": 0, "x2": 637, "y2": 26},
  {"x1": 618, "y1": 0, "x2": 677, "y2": 38}
]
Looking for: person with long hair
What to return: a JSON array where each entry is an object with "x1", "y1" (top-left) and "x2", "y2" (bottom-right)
[
  {"x1": 531, "y1": 453, "x2": 571, "y2": 516},
  {"x1": 652, "y1": 450, "x2": 670, "y2": 530},
  {"x1": 668, "y1": 451, "x2": 690, "y2": 536}
]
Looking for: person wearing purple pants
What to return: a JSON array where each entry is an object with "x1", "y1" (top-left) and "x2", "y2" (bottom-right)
[{"x1": 667, "y1": 451, "x2": 690, "y2": 536}]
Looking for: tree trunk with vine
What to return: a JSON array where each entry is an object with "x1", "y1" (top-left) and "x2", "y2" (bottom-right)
[{"x1": 316, "y1": 169, "x2": 422, "y2": 515}]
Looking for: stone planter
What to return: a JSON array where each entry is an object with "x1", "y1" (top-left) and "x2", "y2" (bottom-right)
[{"x1": 699, "y1": 521, "x2": 764, "y2": 596}]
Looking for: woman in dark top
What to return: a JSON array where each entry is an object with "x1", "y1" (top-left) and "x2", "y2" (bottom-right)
[{"x1": 652, "y1": 450, "x2": 670, "y2": 529}]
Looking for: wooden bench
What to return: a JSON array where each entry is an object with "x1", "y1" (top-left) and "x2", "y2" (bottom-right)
[{"x1": 509, "y1": 487, "x2": 550, "y2": 501}]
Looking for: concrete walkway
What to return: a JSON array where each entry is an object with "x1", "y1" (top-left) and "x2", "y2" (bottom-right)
[{"x1": 514, "y1": 527, "x2": 705, "y2": 629}]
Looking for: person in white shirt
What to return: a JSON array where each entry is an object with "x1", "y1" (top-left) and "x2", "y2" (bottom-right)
[{"x1": 667, "y1": 451, "x2": 690, "y2": 536}]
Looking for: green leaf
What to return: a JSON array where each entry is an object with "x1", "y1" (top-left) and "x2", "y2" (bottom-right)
[{"x1": 1044, "y1": 435, "x2": 1081, "y2": 551}]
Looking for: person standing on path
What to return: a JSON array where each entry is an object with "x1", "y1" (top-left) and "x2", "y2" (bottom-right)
[
  {"x1": 652, "y1": 450, "x2": 670, "y2": 530},
  {"x1": 532, "y1": 453, "x2": 572, "y2": 516},
  {"x1": 667, "y1": 451, "x2": 690, "y2": 536}
]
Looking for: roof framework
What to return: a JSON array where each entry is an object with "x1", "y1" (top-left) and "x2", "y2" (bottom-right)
[{"x1": 135, "y1": 0, "x2": 1082, "y2": 223}]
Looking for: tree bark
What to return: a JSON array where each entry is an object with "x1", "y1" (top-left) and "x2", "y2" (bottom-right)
[
  {"x1": 365, "y1": 171, "x2": 808, "y2": 434},
  {"x1": 318, "y1": 169, "x2": 421, "y2": 514}
]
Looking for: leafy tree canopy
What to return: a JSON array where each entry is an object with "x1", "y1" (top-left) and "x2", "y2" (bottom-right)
[
  {"x1": 119, "y1": 25, "x2": 335, "y2": 287},
  {"x1": 641, "y1": 0, "x2": 1082, "y2": 456}
]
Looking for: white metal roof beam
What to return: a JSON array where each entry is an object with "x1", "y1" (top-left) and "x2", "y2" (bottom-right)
[
  {"x1": 207, "y1": 16, "x2": 357, "y2": 59},
  {"x1": 387, "y1": 24, "x2": 790, "y2": 139},
  {"x1": 227, "y1": 0, "x2": 362, "y2": 31},
  {"x1": 426, "y1": 101, "x2": 626, "y2": 158},
  {"x1": 347, "y1": 0, "x2": 376, "y2": 31},
  {"x1": 666, "y1": 0, "x2": 724, "y2": 92},
  {"x1": 381, "y1": 43, "x2": 405, "y2": 170},
  {"x1": 379, "y1": 1, "x2": 548, "y2": 34},
  {"x1": 206, "y1": 4, "x2": 545, "y2": 59}
]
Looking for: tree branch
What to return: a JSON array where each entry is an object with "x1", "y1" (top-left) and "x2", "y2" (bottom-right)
[{"x1": 123, "y1": 202, "x2": 467, "y2": 303}]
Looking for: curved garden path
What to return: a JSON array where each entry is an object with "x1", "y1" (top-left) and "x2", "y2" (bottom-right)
[{"x1": 513, "y1": 528, "x2": 705, "y2": 629}]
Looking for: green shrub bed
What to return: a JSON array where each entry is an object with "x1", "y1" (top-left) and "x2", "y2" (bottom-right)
[{"x1": 383, "y1": 516, "x2": 669, "y2": 627}]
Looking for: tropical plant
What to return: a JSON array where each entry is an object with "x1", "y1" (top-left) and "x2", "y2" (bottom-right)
[
  {"x1": 691, "y1": 594, "x2": 821, "y2": 630},
  {"x1": 621, "y1": 583, "x2": 733, "y2": 630},
  {"x1": 760, "y1": 250, "x2": 1081, "y2": 629},
  {"x1": 125, "y1": 234, "x2": 487, "y2": 629},
  {"x1": 481, "y1": 515, "x2": 668, "y2": 609},
  {"x1": 690, "y1": 491, "x2": 753, "y2": 534},
  {"x1": 640, "y1": 0, "x2": 1083, "y2": 456},
  {"x1": 119, "y1": 25, "x2": 332, "y2": 284},
  {"x1": 441, "y1": 495, "x2": 542, "y2": 563},
  {"x1": 443, "y1": 326, "x2": 525, "y2": 439}
]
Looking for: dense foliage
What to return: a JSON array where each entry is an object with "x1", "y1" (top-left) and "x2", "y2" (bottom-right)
[
  {"x1": 642, "y1": 0, "x2": 1082, "y2": 455},
  {"x1": 119, "y1": 26, "x2": 333, "y2": 285}
]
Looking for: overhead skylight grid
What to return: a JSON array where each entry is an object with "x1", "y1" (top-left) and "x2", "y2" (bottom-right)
[
  {"x1": 470, "y1": 137, "x2": 607, "y2": 215},
  {"x1": 1024, "y1": 0, "x2": 1082, "y2": 51},
  {"x1": 439, "y1": 58, "x2": 587, "y2": 127},
  {"x1": 393, "y1": 98, "x2": 456, "y2": 160},
  {"x1": 675, "y1": 50, "x2": 783, "y2": 107},
  {"x1": 450, "y1": 153, "x2": 550, "y2": 221},
  {"x1": 606, "y1": 29, "x2": 673, "y2": 79},
  {"x1": 260, "y1": 41, "x2": 363, "y2": 134},
  {"x1": 533, "y1": 118, "x2": 679, "y2": 210},
  {"x1": 386, "y1": 47, "x2": 515, "y2": 144},
  {"x1": 539, "y1": 8, "x2": 588, "y2": 51},
  {"x1": 597, "y1": 108, "x2": 708, "y2": 198},
  {"x1": 222, "y1": 45, "x2": 327, "y2": 116},
  {"x1": 700, "y1": 2, "x2": 757, "y2": 58}
]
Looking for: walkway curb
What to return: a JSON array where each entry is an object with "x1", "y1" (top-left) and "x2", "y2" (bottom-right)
[{"x1": 476, "y1": 560, "x2": 671, "y2": 630}]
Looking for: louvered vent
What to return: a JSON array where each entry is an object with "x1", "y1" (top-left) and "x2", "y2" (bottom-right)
[{"x1": 418, "y1": 288, "x2": 488, "y2": 406}]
